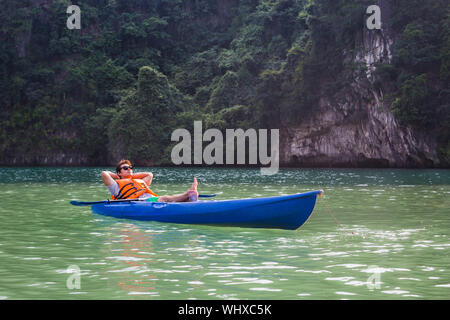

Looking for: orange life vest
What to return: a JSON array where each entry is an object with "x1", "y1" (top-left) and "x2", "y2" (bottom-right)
[{"x1": 112, "y1": 179, "x2": 158, "y2": 200}]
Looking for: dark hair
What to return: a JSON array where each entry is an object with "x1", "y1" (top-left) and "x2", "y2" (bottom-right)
[{"x1": 116, "y1": 159, "x2": 132, "y2": 173}]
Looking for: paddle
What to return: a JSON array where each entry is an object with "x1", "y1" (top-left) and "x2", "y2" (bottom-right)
[
  {"x1": 70, "y1": 199, "x2": 141, "y2": 206},
  {"x1": 70, "y1": 194, "x2": 216, "y2": 206}
]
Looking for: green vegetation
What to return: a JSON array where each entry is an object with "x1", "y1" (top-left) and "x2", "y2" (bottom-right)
[
  {"x1": 0, "y1": 0, "x2": 448, "y2": 165},
  {"x1": 383, "y1": 0, "x2": 449, "y2": 163},
  {"x1": 108, "y1": 65, "x2": 193, "y2": 165}
]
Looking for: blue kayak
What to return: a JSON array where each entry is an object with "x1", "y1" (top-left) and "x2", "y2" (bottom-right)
[{"x1": 90, "y1": 190, "x2": 323, "y2": 230}]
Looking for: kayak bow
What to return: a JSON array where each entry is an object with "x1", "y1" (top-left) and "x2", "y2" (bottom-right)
[{"x1": 88, "y1": 190, "x2": 323, "y2": 230}]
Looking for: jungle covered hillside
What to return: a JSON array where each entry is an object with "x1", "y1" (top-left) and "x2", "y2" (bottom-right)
[{"x1": 0, "y1": 0, "x2": 448, "y2": 166}]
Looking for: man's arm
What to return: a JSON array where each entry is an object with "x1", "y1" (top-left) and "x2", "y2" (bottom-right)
[
  {"x1": 132, "y1": 172, "x2": 153, "y2": 186},
  {"x1": 101, "y1": 171, "x2": 118, "y2": 186}
]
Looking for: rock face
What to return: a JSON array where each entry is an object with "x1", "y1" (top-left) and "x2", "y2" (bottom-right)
[
  {"x1": 281, "y1": 94, "x2": 439, "y2": 167},
  {"x1": 280, "y1": 0, "x2": 440, "y2": 168}
]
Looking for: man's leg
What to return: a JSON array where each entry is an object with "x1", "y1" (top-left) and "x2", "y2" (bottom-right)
[
  {"x1": 158, "y1": 192, "x2": 188, "y2": 203},
  {"x1": 157, "y1": 178, "x2": 198, "y2": 203}
]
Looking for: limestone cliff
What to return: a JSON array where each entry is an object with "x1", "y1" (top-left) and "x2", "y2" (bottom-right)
[
  {"x1": 2, "y1": 0, "x2": 446, "y2": 168},
  {"x1": 281, "y1": 0, "x2": 440, "y2": 168}
]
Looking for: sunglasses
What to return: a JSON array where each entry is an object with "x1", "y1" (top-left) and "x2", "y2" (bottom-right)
[{"x1": 120, "y1": 165, "x2": 133, "y2": 171}]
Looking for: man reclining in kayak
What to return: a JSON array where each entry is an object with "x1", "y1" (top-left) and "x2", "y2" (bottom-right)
[{"x1": 101, "y1": 159, "x2": 198, "y2": 202}]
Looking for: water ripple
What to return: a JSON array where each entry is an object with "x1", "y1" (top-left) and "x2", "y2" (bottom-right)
[{"x1": 0, "y1": 167, "x2": 448, "y2": 299}]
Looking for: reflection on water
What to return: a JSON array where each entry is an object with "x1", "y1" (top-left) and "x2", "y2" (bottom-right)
[
  {"x1": 109, "y1": 227, "x2": 157, "y2": 297},
  {"x1": 0, "y1": 167, "x2": 448, "y2": 299}
]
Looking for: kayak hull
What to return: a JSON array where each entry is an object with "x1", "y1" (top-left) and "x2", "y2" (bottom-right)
[{"x1": 91, "y1": 190, "x2": 321, "y2": 230}]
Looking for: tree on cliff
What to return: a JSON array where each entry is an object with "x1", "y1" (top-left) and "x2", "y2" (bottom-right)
[{"x1": 108, "y1": 66, "x2": 190, "y2": 165}]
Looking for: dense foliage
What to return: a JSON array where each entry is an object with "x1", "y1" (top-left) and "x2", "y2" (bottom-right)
[{"x1": 0, "y1": 0, "x2": 448, "y2": 165}]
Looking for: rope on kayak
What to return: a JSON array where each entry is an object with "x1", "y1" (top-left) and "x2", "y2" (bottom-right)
[
  {"x1": 321, "y1": 199, "x2": 343, "y2": 229},
  {"x1": 319, "y1": 197, "x2": 356, "y2": 235}
]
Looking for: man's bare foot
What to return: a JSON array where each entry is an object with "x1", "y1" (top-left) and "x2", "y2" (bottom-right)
[
  {"x1": 187, "y1": 178, "x2": 198, "y2": 201},
  {"x1": 189, "y1": 177, "x2": 198, "y2": 191}
]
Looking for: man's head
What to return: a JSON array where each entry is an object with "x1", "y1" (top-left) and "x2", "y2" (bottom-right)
[{"x1": 116, "y1": 159, "x2": 133, "y2": 178}]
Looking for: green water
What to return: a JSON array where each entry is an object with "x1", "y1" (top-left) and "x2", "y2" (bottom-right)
[{"x1": 0, "y1": 167, "x2": 448, "y2": 300}]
